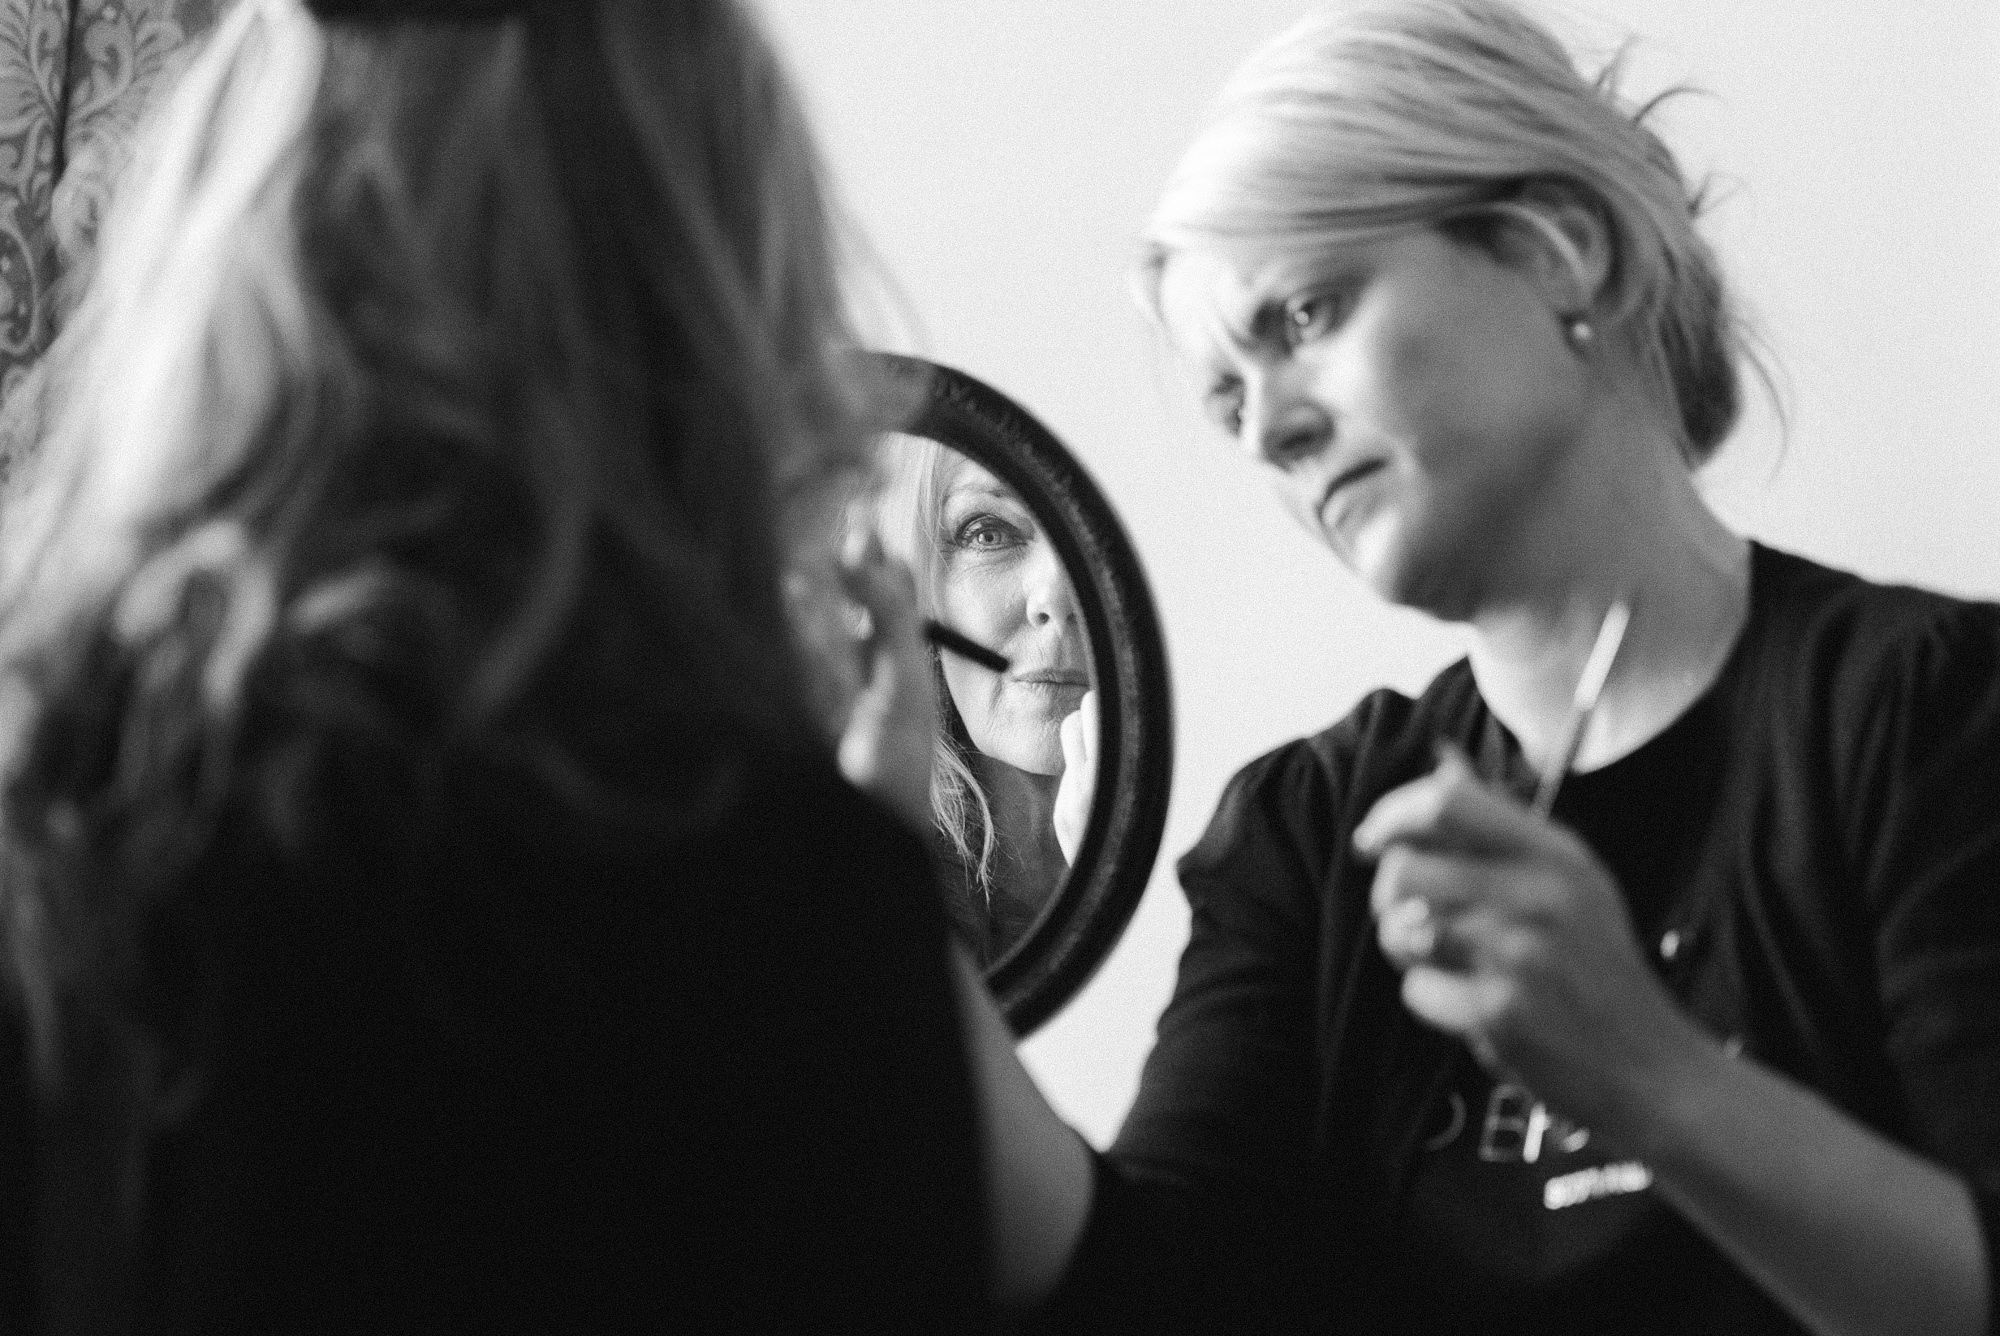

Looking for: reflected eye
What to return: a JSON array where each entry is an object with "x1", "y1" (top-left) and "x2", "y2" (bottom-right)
[
  {"x1": 949, "y1": 513, "x2": 1027, "y2": 552},
  {"x1": 1282, "y1": 286, "x2": 1355, "y2": 347}
]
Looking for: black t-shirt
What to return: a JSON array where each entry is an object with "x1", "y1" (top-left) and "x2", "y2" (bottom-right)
[
  {"x1": 1041, "y1": 544, "x2": 2000, "y2": 1335},
  {"x1": 1395, "y1": 670, "x2": 1782, "y2": 1331}
]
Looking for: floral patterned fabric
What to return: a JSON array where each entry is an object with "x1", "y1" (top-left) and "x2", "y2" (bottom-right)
[
  {"x1": 0, "y1": 0, "x2": 71, "y2": 397},
  {"x1": 0, "y1": 0, "x2": 222, "y2": 484}
]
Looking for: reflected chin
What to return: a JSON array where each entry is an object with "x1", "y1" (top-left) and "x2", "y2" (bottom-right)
[
  {"x1": 972, "y1": 713, "x2": 1071, "y2": 777},
  {"x1": 1005, "y1": 730, "x2": 1070, "y2": 778}
]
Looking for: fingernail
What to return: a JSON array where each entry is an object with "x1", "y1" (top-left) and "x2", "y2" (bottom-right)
[
  {"x1": 841, "y1": 525, "x2": 882, "y2": 569},
  {"x1": 1407, "y1": 903, "x2": 1437, "y2": 960},
  {"x1": 1432, "y1": 740, "x2": 1474, "y2": 775}
]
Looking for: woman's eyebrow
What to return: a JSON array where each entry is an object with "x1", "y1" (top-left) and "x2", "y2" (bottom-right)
[
  {"x1": 945, "y1": 481, "x2": 1021, "y2": 507},
  {"x1": 1195, "y1": 289, "x2": 1288, "y2": 358},
  {"x1": 1235, "y1": 260, "x2": 1362, "y2": 352}
]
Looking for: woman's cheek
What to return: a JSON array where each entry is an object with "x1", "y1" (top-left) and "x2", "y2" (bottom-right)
[
  {"x1": 944, "y1": 564, "x2": 1025, "y2": 647},
  {"x1": 1370, "y1": 314, "x2": 1470, "y2": 449},
  {"x1": 939, "y1": 656, "x2": 989, "y2": 742}
]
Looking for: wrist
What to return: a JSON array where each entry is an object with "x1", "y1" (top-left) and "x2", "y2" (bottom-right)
[{"x1": 1596, "y1": 1010, "x2": 1740, "y2": 1168}]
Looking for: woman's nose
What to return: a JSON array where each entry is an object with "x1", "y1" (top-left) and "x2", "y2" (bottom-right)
[
  {"x1": 1242, "y1": 368, "x2": 1333, "y2": 469},
  {"x1": 1024, "y1": 544, "x2": 1078, "y2": 628}
]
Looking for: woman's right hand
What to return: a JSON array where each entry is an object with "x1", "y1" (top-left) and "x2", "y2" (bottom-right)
[
  {"x1": 827, "y1": 534, "x2": 936, "y2": 835},
  {"x1": 1356, "y1": 746, "x2": 1687, "y2": 1125}
]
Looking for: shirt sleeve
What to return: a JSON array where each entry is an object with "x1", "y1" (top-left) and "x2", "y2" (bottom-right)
[
  {"x1": 1839, "y1": 600, "x2": 2000, "y2": 1321},
  {"x1": 1034, "y1": 738, "x2": 1348, "y2": 1334}
]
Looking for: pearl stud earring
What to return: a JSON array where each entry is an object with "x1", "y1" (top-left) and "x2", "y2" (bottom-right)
[{"x1": 1564, "y1": 315, "x2": 1596, "y2": 353}]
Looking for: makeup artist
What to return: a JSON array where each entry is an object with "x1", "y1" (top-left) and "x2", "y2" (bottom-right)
[{"x1": 957, "y1": 1, "x2": 2000, "y2": 1332}]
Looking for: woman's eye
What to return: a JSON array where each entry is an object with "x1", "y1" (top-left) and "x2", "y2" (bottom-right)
[
  {"x1": 1282, "y1": 287, "x2": 1352, "y2": 346},
  {"x1": 950, "y1": 514, "x2": 1026, "y2": 552}
]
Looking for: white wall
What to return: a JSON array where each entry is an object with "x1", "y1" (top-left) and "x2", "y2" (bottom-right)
[{"x1": 752, "y1": 0, "x2": 2000, "y2": 1147}]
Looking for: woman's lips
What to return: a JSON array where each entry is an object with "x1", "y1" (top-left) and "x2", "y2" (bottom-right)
[{"x1": 1011, "y1": 670, "x2": 1089, "y2": 689}]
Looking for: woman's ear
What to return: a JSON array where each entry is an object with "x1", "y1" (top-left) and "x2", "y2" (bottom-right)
[{"x1": 1504, "y1": 180, "x2": 1615, "y2": 318}]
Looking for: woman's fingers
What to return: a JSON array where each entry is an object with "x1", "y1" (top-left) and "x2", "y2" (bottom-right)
[
  {"x1": 832, "y1": 538, "x2": 936, "y2": 832},
  {"x1": 1052, "y1": 690, "x2": 1097, "y2": 866},
  {"x1": 1353, "y1": 745, "x2": 1554, "y2": 862},
  {"x1": 1368, "y1": 841, "x2": 1500, "y2": 920},
  {"x1": 1399, "y1": 966, "x2": 1520, "y2": 1078},
  {"x1": 837, "y1": 530, "x2": 913, "y2": 644},
  {"x1": 1401, "y1": 960, "x2": 1512, "y2": 1034},
  {"x1": 1362, "y1": 749, "x2": 1680, "y2": 1118},
  {"x1": 1075, "y1": 689, "x2": 1099, "y2": 762},
  {"x1": 1058, "y1": 691, "x2": 1097, "y2": 775},
  {"x1": 1376, "y1": 895, "x2": 1440, "y2": 970},
  {"x1": 1373, "y1": 862, "x2": 1537, "y2": 975},
  {"x1": 837, "y1": 544, "x2": 919, "y2": 716}
]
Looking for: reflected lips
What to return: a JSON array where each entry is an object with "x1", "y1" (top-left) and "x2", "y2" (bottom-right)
[{"x1": 1012, "y1": 669, "x2": 1089, "y2": 690}]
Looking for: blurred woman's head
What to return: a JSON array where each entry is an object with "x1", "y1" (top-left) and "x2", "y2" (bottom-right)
[
  {"x1": 1141, "y1": 0, "x2": 1746, "y2": 472},
  {"x1": 0, "y1": 0, "x2": 880, "y2": 1081},
  {"x1": 5, "y1": 0, "x2": 877, "y2": 729},
  {"x1": 2, "y1": 0, "x2": 886, "y2": 807}
]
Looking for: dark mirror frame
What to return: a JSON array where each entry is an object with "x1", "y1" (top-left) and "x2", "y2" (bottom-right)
[{"x1": 870, "y1": 353, "x2": 1173, "y2": 1036}]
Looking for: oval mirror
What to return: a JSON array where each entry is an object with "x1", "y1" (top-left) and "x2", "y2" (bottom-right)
[{"x1": 867, "y1": 354, "x2": 1171, "y2": 1035}]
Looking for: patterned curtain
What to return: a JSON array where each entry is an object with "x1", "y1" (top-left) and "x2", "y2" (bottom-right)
[{"x1": 0, "y1": 0, "x2": 224, "y2": 481}]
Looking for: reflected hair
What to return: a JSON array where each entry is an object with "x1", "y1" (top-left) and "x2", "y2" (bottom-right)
[
  {"x1": 873, "y1": 435, "x2": 997, "y2": 898},
  {"x1": 1140, "y1": 0, "x2": 1758, "y2": 465}
]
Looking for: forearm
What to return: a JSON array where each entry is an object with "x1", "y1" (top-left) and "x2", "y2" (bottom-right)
[
  {"x1": 1615, "y1": 1024, "x2": 1987, "y2": 1336},
  {"x1": 948, "y1": 948, "x2": 1094, "y2": 1314}
]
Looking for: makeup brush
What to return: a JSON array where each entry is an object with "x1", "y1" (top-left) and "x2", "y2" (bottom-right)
[
  {"x1": 923, "y1": 619, "x2": 1010, "y2": 674},
  {"x1": 1530, "y1": 599, "x2": 1632, "y2": 819}
]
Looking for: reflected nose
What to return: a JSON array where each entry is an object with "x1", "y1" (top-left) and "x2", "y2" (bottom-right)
[
  {"x1": 1023, "y1": 542, "x2": 1078, "y2": 630},
  {"x1": 1242, "y1": 369, "x2": 1333, "y2": 469}
]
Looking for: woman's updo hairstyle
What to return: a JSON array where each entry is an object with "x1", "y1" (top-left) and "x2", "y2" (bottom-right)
[{"x1": 1143, "y1": 0, "x2": 1747, "y2": 465}]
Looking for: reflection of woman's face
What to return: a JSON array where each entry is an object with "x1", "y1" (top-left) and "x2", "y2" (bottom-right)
[{"x1": 934, "y1": 456, "x2": 1087, "y2": 775}]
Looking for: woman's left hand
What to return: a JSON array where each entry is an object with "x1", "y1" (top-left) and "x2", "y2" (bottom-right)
[
  {"x1": 1353, "y1": 747, "x2": 1698, "y2": 1136},
  {"x1": 1053, "y1": 689, "x2": 1098, "y2": 866}
]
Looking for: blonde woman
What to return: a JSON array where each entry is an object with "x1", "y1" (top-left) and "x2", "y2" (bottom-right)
[
  {"x1": 876, "y1": 434, "x2": 1095, "y2": 964},
  {"x1": 0, "y1": 0, "x2": 982, "y2": 1328},
  {"x1": 959, "y1": 2, "x2": 2000, "y2": 1332}
]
